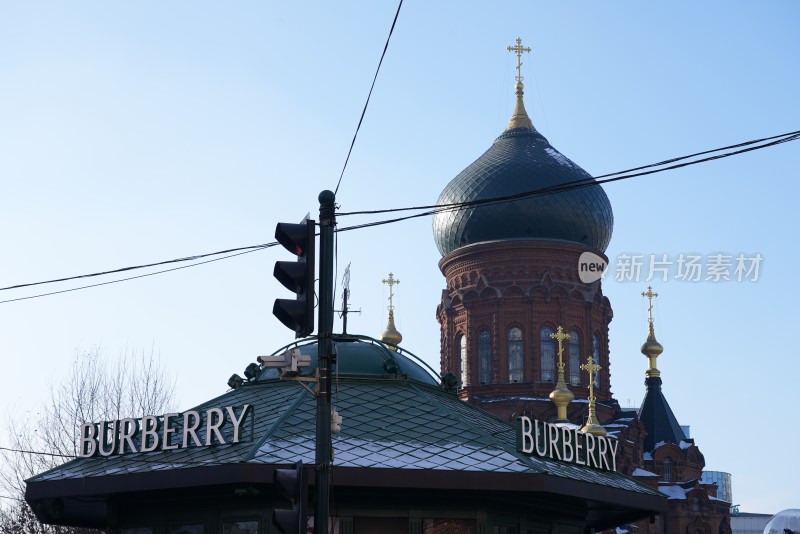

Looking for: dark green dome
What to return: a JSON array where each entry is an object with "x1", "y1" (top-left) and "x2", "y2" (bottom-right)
[
  {"x1": 433, "y1": 125, "x2": 613, "y2": 256},
  {"x1": 259, "y1": 334, "x2": 440, "y2": 387}
]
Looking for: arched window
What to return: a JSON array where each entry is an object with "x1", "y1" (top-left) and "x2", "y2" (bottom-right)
[
  {"x1": 592, "y1": 334, "x2": 602, "y2": 389},
  {"x1": 508, "y1": 327, "x2": 524, "y2": 383},
  {"x1": 692, "y1": 497, "x2": 701, "y2": 513},
  {"x1": 569, "y1": 330, "x2": 581, "y2": 386},
  {"x1": 458, "y1": 335, "x2": 467, "y2": 387},
  {"x1": 540, "y1": 327, "x2": 555, "y2": 383},
  {"x1": 478, "y1": 330, "x2": 491, "y2": 384},
  {"x1": 663, "y1": 457, "x2": 673, "y2": 482}
]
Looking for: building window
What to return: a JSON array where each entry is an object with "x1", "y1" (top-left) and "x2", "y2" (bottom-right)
[
  {"x1": 692, "y1": 497, "x2": 701, "y2": 513},
  {"x1": 540, "y1": 327, "x2": 555, "y2": 383},
  {"x1": 568, "y1": 330, "x2": 581, "y2": 386},
  {"x1": 508, "y1": 327, "x2": 524, "y2": 383},
  {"x1": 663, "y1": 457, "x2": 673, "y2": 482},
  {"x1": 478, "y1": 329, "x2": 492, "y2": 384},
  {"x1": 458, "y1": 335, "x2": 467, "y2": 387},
  {"x1": 592, "y1": 334, "x2": 601, "y2": 389}
]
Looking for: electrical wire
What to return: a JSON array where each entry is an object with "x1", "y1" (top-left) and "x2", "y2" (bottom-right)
[
  {"x1": 336, "y1": 129, "x2": 800, "y2": 217},
  {"x1": 0, "y1": 246, "x2": 272, "y2": 305},
  {"x1": 2, "y1": 128, "x2": 798, "y2": 305},
  {"x1": 333, "y1": 0, "x2": 403, "y2": 197},
  {"x1": 0, "y1": 445, "x2": 256, "y2": 467},
  {"x1": 0, "y1": 243, "x2": 271, "y2": 293}
]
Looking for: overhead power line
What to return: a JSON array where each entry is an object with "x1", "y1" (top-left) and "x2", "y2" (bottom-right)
[
  {"x1": 1, "y1": 128, "x2": 798, "y2": 304},
  {"x1": 334, "y1": 0, "x2": 404, "y2": 196},
  {"x1": 0, "y1": 243, "x2": 271, "y2": 293},
  {"x1": 0, "y1": 444, "x2": 243, "y2": 467},
  {"x1": 0, "y1": 247, "x2": 272, "y2": 305},
  {"x1": 336, "y1": 128, "x2": 800, "y2": 217}
]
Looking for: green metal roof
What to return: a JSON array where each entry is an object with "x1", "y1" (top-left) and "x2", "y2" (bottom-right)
[
  {"x1": 26, "y1": 337, "x2": 666, "y2": 530},
  {"x1": 28, "y1": 345, "x2": 659, "y2": 496}
]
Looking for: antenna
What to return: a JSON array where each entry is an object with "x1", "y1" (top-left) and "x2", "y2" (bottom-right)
[{"x1": 336, "y1": 263, "x2": 360, "y2": 333}]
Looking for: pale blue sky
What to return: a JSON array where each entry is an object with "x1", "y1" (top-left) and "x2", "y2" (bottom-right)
[{"x1": 1, "y1": 1, "x2": 798, "y2": 513}]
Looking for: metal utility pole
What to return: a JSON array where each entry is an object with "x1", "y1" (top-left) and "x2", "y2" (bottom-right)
[{"x1": 314, "y1": 190, "x2": 336, "y2": 534}]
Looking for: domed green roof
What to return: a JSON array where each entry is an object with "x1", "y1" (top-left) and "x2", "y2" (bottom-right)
[
  {"x1": 260, "y1": 334, "x2": 440, "y2": 386},
  {"x1": 432, "y1": 124, "x2": 613, "y2": 257}
]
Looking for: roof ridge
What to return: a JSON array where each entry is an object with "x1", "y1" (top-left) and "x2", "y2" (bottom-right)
[{"x1": 241, "y1": 383, "x2": 312, "y2": 462}]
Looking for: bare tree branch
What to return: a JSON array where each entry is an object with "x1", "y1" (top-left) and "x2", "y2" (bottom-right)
[{"x1": 0, "y1": 346, "x2": 176, "y2": 533}]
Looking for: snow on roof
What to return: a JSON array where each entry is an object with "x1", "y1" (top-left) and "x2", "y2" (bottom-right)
[
  {"x1": 659, "y1": 484, "x2": 690, "y2": 500},
  {"x1": 643, "y1": 452, "x2": 653, "y2": 460},
  {"x1": 653, "y1": 440, "x2": 667, "y2": 450},
  {"x1": 545, "y1": 147, "x2": 576, "y2": 168},
  {"x1": 680, "y1": 440, "x2": 693, "y2": 449},
  {"x1": 478, "y1": 396, "x2": 550, "y2": 403},
  {"x1": 554, "y1": 422, "x2": 581, "y2": 430},
  {"x1": 632, "y1": 468, "x2": 659, "y2": 477}
]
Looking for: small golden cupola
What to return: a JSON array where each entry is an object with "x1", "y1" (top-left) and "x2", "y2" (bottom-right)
[
  {"x1": 380, "y1": 273, "x2": 403, "y2": 350},
  {"x1": 640, "y1": 286, "x2": 663, "y2": 378},
  {"x1": 548, "y1": 326, "x2": 574, "y2": 422}
]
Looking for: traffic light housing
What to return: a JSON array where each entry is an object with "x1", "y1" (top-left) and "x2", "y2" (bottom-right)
[
  {"x1": 272, "y1": 461, "x2": 308, "y2": 534},
  {"x1": 273, "y1": 220, "x2": 315, "y2": 338}
]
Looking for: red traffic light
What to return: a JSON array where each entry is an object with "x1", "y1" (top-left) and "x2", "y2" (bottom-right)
[{"x1": 273, "y1": 220, "x2": 315, "y2": 338}]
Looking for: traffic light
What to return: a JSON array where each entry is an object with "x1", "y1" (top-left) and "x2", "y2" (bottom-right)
[
  {"x1": 273, "y1": 219, "x2": 315, "y2": 338},
  {"x1": 272, "y1": 461, "x2": 308, "y2": 534}
]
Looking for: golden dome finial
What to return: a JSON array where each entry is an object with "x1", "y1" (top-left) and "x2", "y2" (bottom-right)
[
  {"x1": 380, "y1": 273, "x2": 402, "y2": 350},
  {"x1": 580, "y1": 354, "x2": 607, "y2": 436},
  {"x1": 640, "y1": 286, "x2": 663, "y2": 378},
  {"x1": 548, "y1": 326, "x2": 574, "y2": 422},
  {"x1": 505, "y1": 37, "x2": 534, "y2": 130}
]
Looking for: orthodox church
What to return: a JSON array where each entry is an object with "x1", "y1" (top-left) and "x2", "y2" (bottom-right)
[{"x1": 425, "y1": 38, "x2": 731, "y2": 534}]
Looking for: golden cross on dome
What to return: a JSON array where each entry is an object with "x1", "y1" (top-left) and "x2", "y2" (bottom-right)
[
  {"x1": 550, "y1": 326, "x2": 570, "y2": 370},
  {"x1": 580, "y1": 354, "x2": 606, "y2": 436},
  {"x1": 507, "y1": 37, "x2": 532, "y2": 83},
  {"x1": 382, "y1": 273, "x2": 400, "y2": 312},
  {"x1": 642, "y1": 285, "x2": 658, "y2": 325},
  {"x1": 581, "y1": 355, "x2": 602, "y2": 390}
]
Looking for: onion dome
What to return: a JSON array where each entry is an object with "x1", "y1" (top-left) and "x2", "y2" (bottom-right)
[
  {"x1": 381, "y1": 309, "x2": 403, "y2": 347},
  {"x1": 637, "y1": 289, "x2": 687, "y2": 452},
  {"x1": 640, "y1": 287, "x2": 664, "y2": 378},
  {"x1": 380, "y1": 272, "x2": 403, "y2": 349},
  {"x1": 433, "y1": 76, "x2": 613, "y2": 257}
]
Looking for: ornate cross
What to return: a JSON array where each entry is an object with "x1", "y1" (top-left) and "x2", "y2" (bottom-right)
[
  {"x1": 642, "y1": 285, "x2": 659, "y2": 325},
  {"x1": 581, "y1": 355, "x2": 602, "y2": 393},
  {"x1": 382, "y1": 273, "x2": 400, "y2": 312},
  {"x1": 580, "y1": 354, "x2": 606, "y2": 436},
  {"x1": 550, "y1": 326, "x2": 570, "y2": 370},
  {"x1": 507, "y1": 37, "x2": 532, "y2": 83}
]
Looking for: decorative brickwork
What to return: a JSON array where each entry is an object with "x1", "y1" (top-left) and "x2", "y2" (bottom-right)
[{"x1": 437, "y1": 238, "x2": 617, "y2": 423}]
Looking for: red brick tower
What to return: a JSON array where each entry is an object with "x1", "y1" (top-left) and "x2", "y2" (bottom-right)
[{"x1": 432, "y1": 39, "x2": 618, "y2": 424}]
